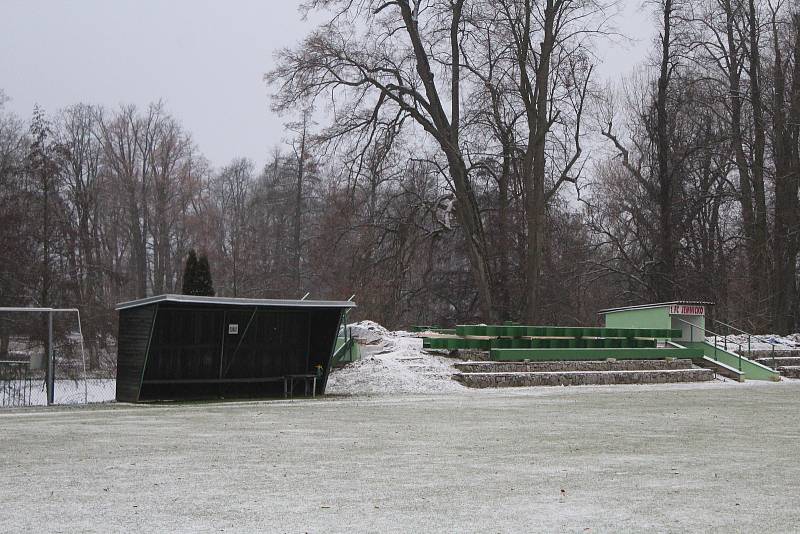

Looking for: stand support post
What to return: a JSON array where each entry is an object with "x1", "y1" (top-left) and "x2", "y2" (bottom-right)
[{"x1": 47, "y1": 310, "x2": 54, "y2": 405}]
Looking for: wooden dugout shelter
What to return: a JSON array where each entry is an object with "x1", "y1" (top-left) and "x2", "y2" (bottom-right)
[{"x1": 115, "y1": 294, "x2": 355, "y2": 402}]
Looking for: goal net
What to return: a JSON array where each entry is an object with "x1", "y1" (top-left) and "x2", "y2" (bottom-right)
[{"x1": 0, "y1": 308, "x2": 113, "y2": 407}]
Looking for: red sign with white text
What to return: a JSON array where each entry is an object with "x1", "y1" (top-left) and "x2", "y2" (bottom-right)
[{"x1": 669, "y1": 305, "x2": 705, "y2": 316}]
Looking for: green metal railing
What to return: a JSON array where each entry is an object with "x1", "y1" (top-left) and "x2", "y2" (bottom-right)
[
  {"x1": 331, "y1": 322, "x2": 358, "y2": 366},
  {"x1": 331, "y1": 336, "x2": 355, "y2": 366},
  {"x1": 673, "y1": 316, "x2": 743, "y2": 371},
  {"x1": 711, "y1": 319, "x2": 777, "y2": 369}
]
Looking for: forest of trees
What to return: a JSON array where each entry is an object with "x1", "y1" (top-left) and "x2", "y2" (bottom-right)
[{"x1": 2, "y1": 0, "x2": 800, "y2": 356}]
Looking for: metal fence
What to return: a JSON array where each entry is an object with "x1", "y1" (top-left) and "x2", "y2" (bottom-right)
[
  {"x1": 0, "y1": 361, "x2": 37, "y2": 407},
  {"x1": 0, "y1": 308, "x2": 116, "y2": 408}
]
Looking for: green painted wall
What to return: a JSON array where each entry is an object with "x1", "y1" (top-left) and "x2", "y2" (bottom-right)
[
  {"x1": 332, "y1": 337, "x2": 360, "y2": 365},
  {"x1": 490, "y1": 347, "x2": 703, "y2": 361},
  {"x1": 603, "y1": 305, "x2": 709, "y2": 342},
  {"x1": 453, "y1": 324, "x2": 678, "y2": 338},
  {"x1": 604, "y1": 306, "x2": 671, "y2": 330},
  {"x1": 423, "y1": 337, "x2": 661, "y2": 350},
  {"x1": 671, "y1": 315, "x2": 706, "y2": 342}
]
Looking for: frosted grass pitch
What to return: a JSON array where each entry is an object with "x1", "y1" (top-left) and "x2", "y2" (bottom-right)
[{"x1": 3, "y1": 383, "x2": 800, "y2": 532}]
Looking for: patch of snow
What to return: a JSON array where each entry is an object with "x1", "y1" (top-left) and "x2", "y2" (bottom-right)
[
  {"x1": 327, "y1": 326, "x2": 465, "y2": 395},
  {"x1": 415, "y1": 330, "x2": 443, "y2": 337},
  {"x1": 1, "y1": 378, "x2": 116, "y2": 407},
  {"x1": 347, "y1": 320, "x2": 391, "y2": 345},
  {"x1": 706, "y1": 333, "x2": 800, "y2": 351}
]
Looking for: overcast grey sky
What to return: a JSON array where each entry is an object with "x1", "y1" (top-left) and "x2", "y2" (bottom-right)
[{"x1": 1, "y1": 0, "x2": 653, "y2": 169}]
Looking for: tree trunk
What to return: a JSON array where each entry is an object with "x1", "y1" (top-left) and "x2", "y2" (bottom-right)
[
  {"x1": 722, "y1": 0, "x2": 757, "y2": 306},
  {"x1": 521, "y1": 0, "x2": 556, "y2": 323},
  {"x1": 655, "y1": 0, "x2": 675, "y2": 301},
  {"x1": 449, "y1": 154, "x2": 495, "y2": 320},
  {"x1": 770, "y1": 14, "x2": 800, "y2": 333},
  {"x1": 747, "y1": 0, "x2": 769, "y2": 321},
  {"x1": 497, "y1": 139, "x2": 511, "y2": 320},
  {"x1": 128, "y1": 187, "x2": 148, "y2": 298},
  {"x1": 399, "y1": 0, "x2": 494, "y2": 320},
  {"x1": 41, "y1": 156, "x2": 50, "y2": 308},
  {"x1": 294, "y1": 121, "x2": 306, "y2": 297}
]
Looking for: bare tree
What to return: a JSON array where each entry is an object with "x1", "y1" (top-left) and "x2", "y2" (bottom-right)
[
  {"x1": 214, "y1": 158, "x2": 254, "y2": 296},
  {"x1": 488, "y1": 0, "x2": 600, "y2": 320},
  {"x1": 28, "y1": 105, "x2": 59, "y2": 308},
  {"x1": 769, "y1": 6, "x2": 800, "y2": 332},
  {"x1": 267, "y1": 0, "x2": 495, "y2": 318}
]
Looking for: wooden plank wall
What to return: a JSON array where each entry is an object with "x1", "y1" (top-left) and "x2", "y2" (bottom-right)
[{"x1": 115, "y1": 305, "x2": 156, "y2": 402}]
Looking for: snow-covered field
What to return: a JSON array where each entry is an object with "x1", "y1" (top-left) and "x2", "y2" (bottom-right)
[
  {"x1": 5, "y1": 380, "x2": 800, "y2": 532},
  {"x1": 327, "y1": 321, "x2": 465, "y2": 395}
]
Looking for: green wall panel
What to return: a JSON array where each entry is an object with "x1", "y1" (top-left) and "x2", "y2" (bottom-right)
[
  {"x1": 603, "y1": 306, "x2": 671, "y2": 330},
  {"x1": 490, "y1": 347, "x2": 703, "y2": 361}
]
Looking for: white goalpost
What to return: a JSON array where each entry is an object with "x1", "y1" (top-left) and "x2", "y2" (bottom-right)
[{"x1": 0, "y1": 307, "x2": 87, "y2": 406}]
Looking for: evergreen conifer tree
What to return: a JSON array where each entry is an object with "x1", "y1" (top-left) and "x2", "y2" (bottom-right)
[
  {"x1": 182, "y1": 249, "x2": 199, "y2": 295},
  {"x1": 196, "y1": 253, "x2": 215, "y2": 296}
]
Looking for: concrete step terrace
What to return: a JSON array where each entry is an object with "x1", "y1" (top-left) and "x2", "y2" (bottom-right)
[
  {"x1": 454, "y1": 359, "x2": 695, "y2": 373},
  {"x1": 753, "y1": 356, "x2": 800, "y2": 369},
  {"x1": 454, "y1": 368, "x2": 714, "y2": 388},
  {"x1": 776, "y1": 366, "x2": 800, "y2": 379}
]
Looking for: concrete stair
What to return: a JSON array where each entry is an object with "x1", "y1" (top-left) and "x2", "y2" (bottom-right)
[
  {"x1": 752, "y1": 356, "x2": 800, "y2": 368},
  {"x1": 777, "y1": 366, "x2": 800, "y2": 378},
  {"x1": 748, "y1": 354, "x2": 800, "y2": 378},
  {"x1": 695, "y1": 356, "x2": 745, "y2": 382},
  {"x1": 455, "y1": 359, "x2": 696, "y2": 373},
  {"x1": 746, "y1": 349, "x2": 800, "y2": 360},
  {"x1": 453, "y1": 359, "x2": 714, "y2": 388}
]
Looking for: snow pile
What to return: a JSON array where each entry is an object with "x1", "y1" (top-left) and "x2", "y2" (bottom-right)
[
  {"x1": 327, "y1": 323, "x2": 465, "y2": 395},
  {"x1": 707, "y1": 333, "x2": 800, "y2": 351},
  {"x1": 348, "y1": 320, "x2": 391, "y2": 345}
]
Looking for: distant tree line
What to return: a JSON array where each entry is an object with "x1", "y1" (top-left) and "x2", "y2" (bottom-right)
[{"x1": 1, "y1": 0, "x2": 799, "y2": 357}]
